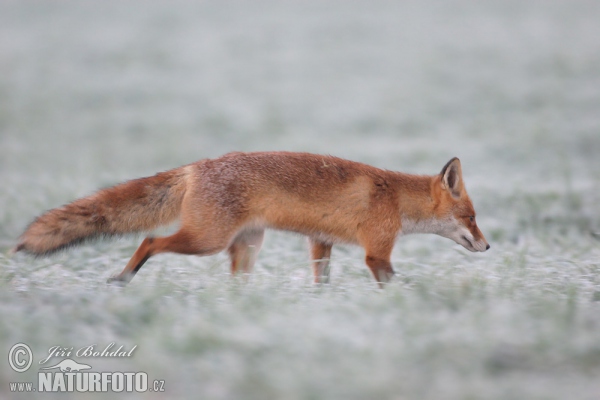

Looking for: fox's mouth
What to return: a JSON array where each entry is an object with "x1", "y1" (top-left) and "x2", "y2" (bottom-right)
[
  {"x1": 461, "y1": 235, "x2": 476, "y2": 252},
  {"x1": 461, "y1": 235, "x2": 472, "y2": 246},
  {"x1": 460, "y1": 234, "x2": 490, "y2": 252}
]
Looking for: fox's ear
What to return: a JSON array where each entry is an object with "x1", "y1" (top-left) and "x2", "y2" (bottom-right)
[{"x1": 440, "y1": 157, "x2": 463, "y2": 198}]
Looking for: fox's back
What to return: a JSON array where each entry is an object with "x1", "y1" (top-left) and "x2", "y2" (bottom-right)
[{"x1": 188, "y1": 152, "x2": 397, "y2": 242}]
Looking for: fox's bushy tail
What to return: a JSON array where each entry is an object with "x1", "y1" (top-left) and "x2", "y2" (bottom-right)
[{"x1": 14, "y1": 167, "x2": 189, "y2": 256}]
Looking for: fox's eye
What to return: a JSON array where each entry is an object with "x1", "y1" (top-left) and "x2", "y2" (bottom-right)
[{"x1": 469, "y1": 216, "x2": 475, "y2": 222}]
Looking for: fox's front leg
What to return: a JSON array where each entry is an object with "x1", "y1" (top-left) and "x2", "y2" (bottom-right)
[
  {"x1": 360, "y1": 236, "x2": 395, "y2": 288},
  {"x1": 365, "y1": 255, "x2": 395, "y2": 288}
]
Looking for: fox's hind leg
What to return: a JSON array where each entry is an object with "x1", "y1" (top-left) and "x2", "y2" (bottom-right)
[
  {"x1": 309, "y1": 239, "x2": 332, "y2": 284},
  {"x1": 227, "y1": 229, "x2": 264, "y2": 275},
  {"x1": 107, "y1": 228, "x2": 228, "y2": 285}
]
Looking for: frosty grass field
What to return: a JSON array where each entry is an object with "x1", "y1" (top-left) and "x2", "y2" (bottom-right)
[{"x1": 1, "y1": 1, "x2": 600, "y2": 399}]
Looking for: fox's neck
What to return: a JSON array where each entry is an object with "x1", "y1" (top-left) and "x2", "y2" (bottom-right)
[{"x1": 392, "y1": 173, "x2": 441, "y2": 235}]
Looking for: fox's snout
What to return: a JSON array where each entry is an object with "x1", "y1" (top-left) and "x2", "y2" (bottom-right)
[
  {"x1": 458, "y1": 226, "x2": 490, "y2": 253},
  {"x1": 460, "y1": 236, "x2": 490, "y2": 252}
]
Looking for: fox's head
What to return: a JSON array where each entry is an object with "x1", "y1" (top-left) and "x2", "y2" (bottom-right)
[{"x1": 432, "y1": 157, "x2": 490, "y2": 252}]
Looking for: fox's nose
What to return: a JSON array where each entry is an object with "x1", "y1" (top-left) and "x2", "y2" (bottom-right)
[{"x1": 485, "y1": 243, "x2": 491, "y2": 251}]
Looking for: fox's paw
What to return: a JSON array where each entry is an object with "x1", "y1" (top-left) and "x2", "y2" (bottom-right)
[{"x1": 106, "y1": 274, "x2": 130, "y2": 286}]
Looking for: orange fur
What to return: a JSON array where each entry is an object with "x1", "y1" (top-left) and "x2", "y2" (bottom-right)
[
  {"x1": 15, "y1": 168, "x2": 189, "y2": 255},
  {"x1": 15, "y1": 152, "x2": 489, "y2": 287}
]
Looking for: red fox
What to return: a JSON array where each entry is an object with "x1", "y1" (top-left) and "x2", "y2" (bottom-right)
[{"x1": 14, "y1": 152, "x2": 489, "y2": 286}]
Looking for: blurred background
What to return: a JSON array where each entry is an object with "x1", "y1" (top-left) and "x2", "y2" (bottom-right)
[{"x1": 1, "y1": 1, "x2": 599, "y2": 399}]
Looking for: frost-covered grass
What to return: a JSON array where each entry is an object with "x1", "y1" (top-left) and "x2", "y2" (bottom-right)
[{"x1": 1, "y1": 1, "x2": 600, "y2": 399}]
